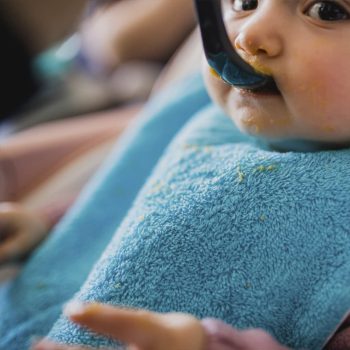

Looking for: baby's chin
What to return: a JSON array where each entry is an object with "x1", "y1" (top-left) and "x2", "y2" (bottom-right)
[
  {"x1": 230, "y1": 114, "x2": 291, "y2": 140},
  {"x1": 213, "y1": 86, "x2": 350, "y2": 149},
  {"x1": 228, "y1": 117, "x2": 348, "y2": 151},
  {"x1": 236, "y1": 123, "x2": 350, "y2": 151}
]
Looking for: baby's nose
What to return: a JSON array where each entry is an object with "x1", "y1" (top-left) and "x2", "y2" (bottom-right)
[
  {"x1": 232, "y1": 10, "x2": 283, "y2": 58},
  {"x1": 234, "y1": 31, "x2": 282, "y2": 58}
]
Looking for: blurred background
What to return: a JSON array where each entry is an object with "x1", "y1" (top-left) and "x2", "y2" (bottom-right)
[
  {"x1": 0, "y1": 0, "x2": 198, "y2": 134},
  {"x1": 0, "y1": 0, "x2": 202, "y2": 280}
]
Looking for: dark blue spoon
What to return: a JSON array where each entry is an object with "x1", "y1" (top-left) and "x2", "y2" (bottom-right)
[{"x1": 194, "y1": 0, "x2": 277, "y2": 92}]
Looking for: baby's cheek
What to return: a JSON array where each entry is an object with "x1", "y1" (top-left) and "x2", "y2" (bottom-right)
[
  {"x1": 202, "y1": 63, "x2": 231, "y2": 112},
  {"x1": 290, "y1": 64, "x2": 350, "y2": 141}
]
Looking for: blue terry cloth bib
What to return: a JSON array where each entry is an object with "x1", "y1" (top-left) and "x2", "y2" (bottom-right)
[{"x1": 49, "y1": 105, "x2": 350, "y2": 350}]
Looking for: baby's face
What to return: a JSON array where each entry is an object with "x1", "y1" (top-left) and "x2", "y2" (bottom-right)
[{"x1": 204, "y1": 0, "x2": 350, "y2": 143}]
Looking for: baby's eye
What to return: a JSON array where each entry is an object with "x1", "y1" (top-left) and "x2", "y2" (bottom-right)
[
  {"x1": 232, "y1": 0, "x2": 258, "y2": 12},
  {"x1": 305, "y1": 1, "x2": 350, "y2": 21}
]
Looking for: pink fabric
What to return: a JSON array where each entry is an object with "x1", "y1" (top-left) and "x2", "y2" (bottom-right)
[
  {"x1": 202, "y1": 318, "x2": 245, "y2": 350},
  {"x1": 325, "y1": 314, "x2": 350, "y2": 350},
  {"x1": 201, "y1": 318, "x2": 289, "y2": 350},
  {"x1": 0, "y1": 106, "x2": 137, "y2": 201},
  {"x1": 201, "y1": 317, "x2": 350, "y2": 350}
]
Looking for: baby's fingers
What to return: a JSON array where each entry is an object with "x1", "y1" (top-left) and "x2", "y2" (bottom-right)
[
  {"x1": 0, "y1": 222, "x2": 41, "y2": 263},
  {"x1": 0, "y1": 202, "x2": 48, "y2": 263},
  {"x1": 0, "y1": 234, "x2": 26, "y2": 263},
  {"x1": 64, "y1": 302, "x2": 206, "y2": 350}
]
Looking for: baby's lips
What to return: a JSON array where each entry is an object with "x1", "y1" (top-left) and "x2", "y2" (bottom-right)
[
  {"x1": 247, "y1": 56, "x2": 273, "y2": 76},
  {"x1": 236, "y1": 50, "x2": 273, "y2": 76}
]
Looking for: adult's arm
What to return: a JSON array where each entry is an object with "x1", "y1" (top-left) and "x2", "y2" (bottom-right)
[{"x1": 80, "y1": 0, "x2": 196, "y2": 72}]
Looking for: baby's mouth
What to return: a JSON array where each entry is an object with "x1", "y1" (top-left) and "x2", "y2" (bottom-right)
[
  {"x1": 237, "y1": 54, "x2": 281, "y2": 95},
  {"x1": 239, "y1": 78, "x2": 281, "y2": 96}
]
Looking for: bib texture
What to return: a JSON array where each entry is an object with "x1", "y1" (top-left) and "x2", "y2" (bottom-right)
[{"x1": 49, "y1": 106, "x2": 350, "y2": 350}]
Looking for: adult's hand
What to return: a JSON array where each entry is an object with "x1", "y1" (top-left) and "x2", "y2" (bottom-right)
[{"x1": 80, "y1": 0, "x2": 195, "y2": 72}]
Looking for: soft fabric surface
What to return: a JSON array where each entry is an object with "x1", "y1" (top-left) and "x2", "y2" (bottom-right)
[
  {"x1": 0, "y1": 73, "x2": 210, "y2": 350},
  {"x1": 49, "y1": 106, "x2": 350, "y2": 350}
]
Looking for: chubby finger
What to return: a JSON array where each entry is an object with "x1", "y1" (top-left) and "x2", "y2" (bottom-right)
[
  {"x1": 0, "y1": 202, "x2": 27, "y2": 227},
  {"x1": 0, "y1": 235, "x2": 25, "y2": 263},
  {"x1": 0, "y1": 203, "x2": 48, "y2": 263},
  {"x1": 0, "y1": 203, "x2": 20, "y2": 244},
  {"x1": 0, "y1": 224, "x2": 44, "y2": 263},
  {"x1": 64, "y1": 302, "x2": 206, "y2": 350}
]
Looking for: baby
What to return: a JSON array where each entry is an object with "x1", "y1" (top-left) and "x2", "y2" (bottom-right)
[{"x1": 27, "y1": 0, "x2": 350, "y2": 349}]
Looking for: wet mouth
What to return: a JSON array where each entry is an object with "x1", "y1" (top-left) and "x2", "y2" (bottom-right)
[{"x1": 240, "y1": 79, "x2": 281, "y2": 96}]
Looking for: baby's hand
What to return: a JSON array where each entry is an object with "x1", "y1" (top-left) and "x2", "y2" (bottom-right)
[
  {"x1": 35, "y1": 302, "x2": 206, "y2": 350},
  {"x1": 34, "y1": 302, "x2": 290, "y2": 350},
  {"x1": 0, "y1": 202, "x2": 49, "y2": 264}
]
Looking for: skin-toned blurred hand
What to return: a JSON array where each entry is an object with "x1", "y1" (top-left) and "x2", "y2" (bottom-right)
[
  {"x1": 0, "y1": 202, "x2": 49, "y2": 264},
  {"x1": 33, "y1": 302, "x2": 289, "y2": 350},
  {"x1": 80, "y1": 0, "x2": 196, "y2": 72},
  {"x1": 34, "y1": 302, "x2": 206, "y2": 350}
]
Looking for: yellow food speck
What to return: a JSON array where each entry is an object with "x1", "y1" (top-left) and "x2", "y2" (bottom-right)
[
  {"x1": 255, "y1": 164, "x2": 277, "y2": 172},
  {"x1": 322, "y1": 124, "x2": 336, "y2": 132},
  {"x1": 203, "y1": 146, "x2": 213, "y2": 153},
  {"x1": 36, "y1": 282, "x2": 47, "y2": 289},
  {"x1": 148, "y1": 180, "x2": 165, "y2": 195},
  {"x1": 183, "y1": 144, "x2": 200, "y2": 152},
  {"x1": 237, "y1": 165, "x2": 245, "y2": 183},
  {"x1": 209, "y1": 67, "x2": 220, "y2": 79},
  {"x1": 244, "y1": 282, "x2": 252, "y2": 289},
  {"x1": 247, "y1": 56, "x2": 273, "y2": 75}
]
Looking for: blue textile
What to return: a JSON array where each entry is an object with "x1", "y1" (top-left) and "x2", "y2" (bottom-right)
[
  {"x1": 49, "y1": 106, "x2": 350, "y2": 350},
  {"x1": 0, "y1": 73, "x2": 210, "y2": 350}
]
